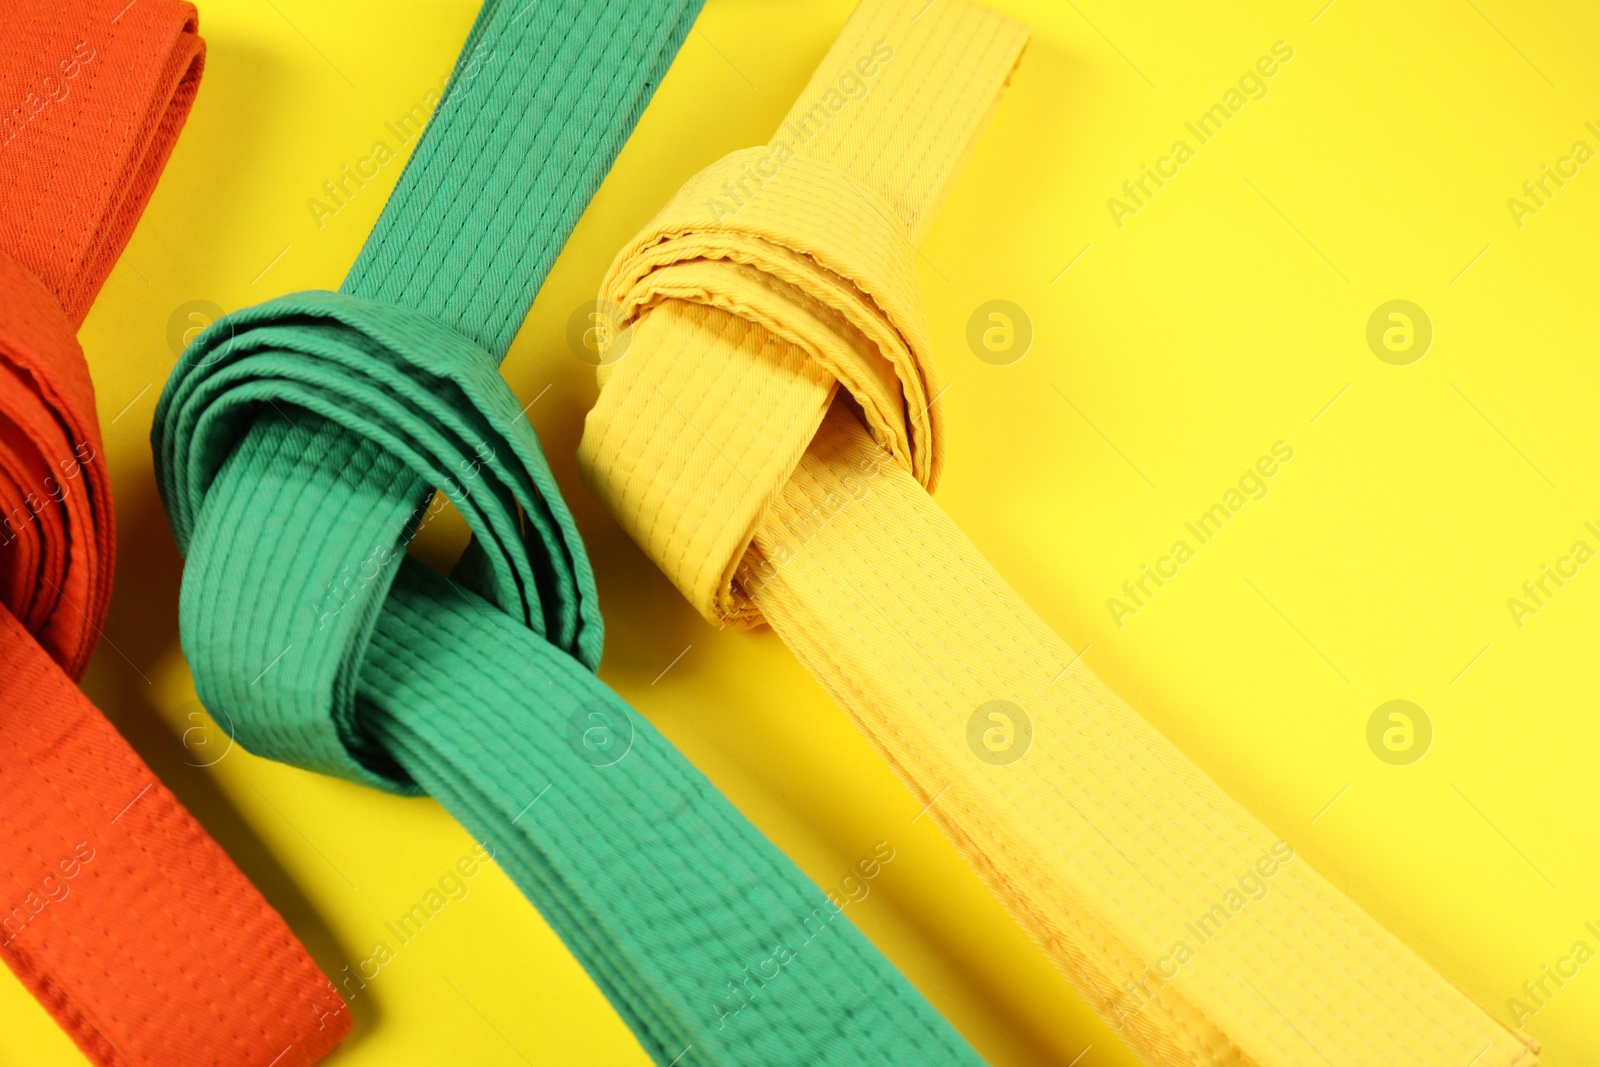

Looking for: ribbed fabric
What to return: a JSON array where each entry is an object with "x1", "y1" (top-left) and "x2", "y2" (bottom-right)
[
  {"x1": 150, "y1": 1, "x2": 986, "y2": 1063},
  {"x1": 577, "y1": 1, "x2": 1541, "y2": 1064},
  {"x1": 0, "y1": 3, "x2": 349, "y2": 1065}
]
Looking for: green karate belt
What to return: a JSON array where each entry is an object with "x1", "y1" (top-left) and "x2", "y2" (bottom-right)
[{"x1": 150, "y1": 0, "x2": 985, "y2": 1063}]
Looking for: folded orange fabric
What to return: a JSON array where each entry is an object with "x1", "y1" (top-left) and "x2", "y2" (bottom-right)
[{"x1": 0, "y1": 3, "x2": 349, "y2": 1064}]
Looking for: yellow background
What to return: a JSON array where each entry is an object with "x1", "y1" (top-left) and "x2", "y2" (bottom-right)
[{"x1": 5, "y1": 0, "x2": 1599, "y2": 1063}]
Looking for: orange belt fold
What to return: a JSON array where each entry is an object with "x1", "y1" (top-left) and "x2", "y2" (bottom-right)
[{"x1": 0, "y1": 3, "x2": 349, "y2": 1064}]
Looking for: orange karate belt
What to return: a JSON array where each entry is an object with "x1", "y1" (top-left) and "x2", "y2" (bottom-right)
[{"x1": 0, "y1": 3, "x2": 349, "y2": 1064}]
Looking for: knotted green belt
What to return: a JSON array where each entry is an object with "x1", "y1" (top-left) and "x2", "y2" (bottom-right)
[{"x1": 150, "y1": 1, "x2": 983, "y2": 1062}]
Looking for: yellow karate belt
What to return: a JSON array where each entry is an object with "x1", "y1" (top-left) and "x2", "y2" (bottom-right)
[{"x1": 579, "y1": 0, "x2": 1537, "y2": 1062}]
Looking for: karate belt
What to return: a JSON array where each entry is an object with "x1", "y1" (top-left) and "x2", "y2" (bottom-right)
[
  {"x1": 0, "y1": 2, "x2": 349, "y2": 1064},
  {"x1": 577, "y1": 0, "x2": 1538, "y2": 1062},
  {"x1": 149, "y1": 0, "x2": 984, "y2": 1062}
]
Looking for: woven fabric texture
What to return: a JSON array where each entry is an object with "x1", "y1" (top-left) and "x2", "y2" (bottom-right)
[
  {"x1": 150, "y1": 0, "x2": 985, "y2": 1063},
  {"x1": 0, "y1": 3, "x2": 350, "y2": 1065},
  {"x1": 576, "y1": 0, "x2": 1539, "y2": 1063}
]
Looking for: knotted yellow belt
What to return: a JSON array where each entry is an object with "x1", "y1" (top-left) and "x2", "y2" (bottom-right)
[{"x1": 579, "y1": 0, "x2": 1536, "y2": 1063}]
